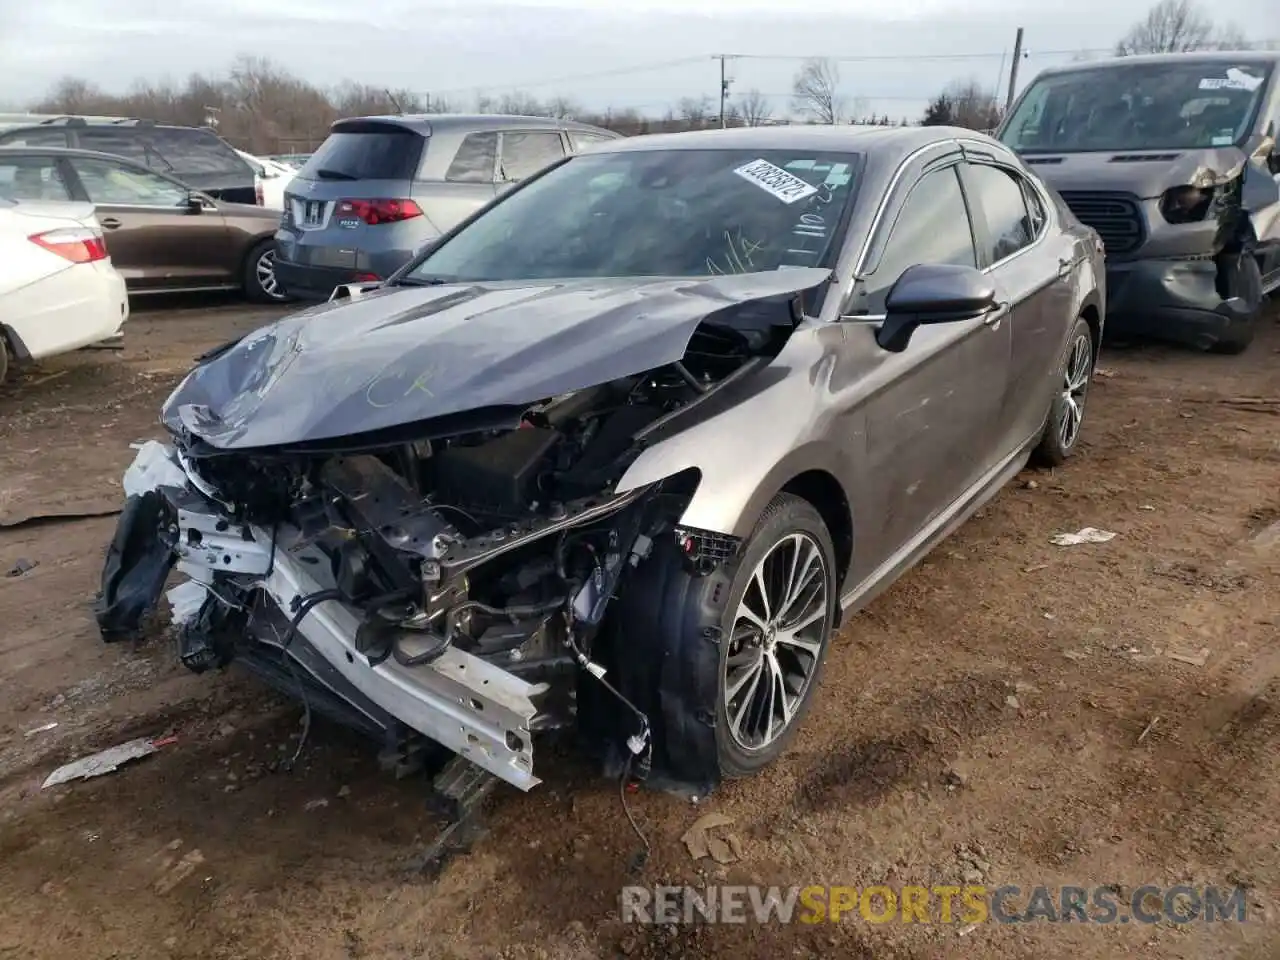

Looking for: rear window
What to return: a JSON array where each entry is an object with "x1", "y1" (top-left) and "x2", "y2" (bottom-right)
[
  {"x1": 75, "y1": 126, "x2": 249, "y2": 177},
  {"x1": 146, "y1": 127, "x2": 248, "y2": 175},
  {"x1": 299, "y1": 127, "x2": 424, "y2": 181}
]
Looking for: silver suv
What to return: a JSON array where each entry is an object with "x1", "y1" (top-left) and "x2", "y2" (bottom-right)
[{"x1": 273, "y1": 114, "x2": 620, "y2": 299}]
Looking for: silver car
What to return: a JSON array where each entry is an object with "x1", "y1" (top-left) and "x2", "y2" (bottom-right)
[
  {"x1": 273, "y1": 114, "x2": 620, "y2": 299},
  {"x1": 95, "y1": 125, "x2": 1104, "y2": 799}
]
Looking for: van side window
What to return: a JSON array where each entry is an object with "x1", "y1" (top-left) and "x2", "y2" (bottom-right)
[{"x1": 446, "y1": 132, "x2": 498, "y2": 183}]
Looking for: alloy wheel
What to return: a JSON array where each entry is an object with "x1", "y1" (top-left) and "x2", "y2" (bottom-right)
[
  {"x1": 256, "y1": 248, "x2": 284, "y2": 300},
  {"x1": 1058, "y1": 332, "x2": 1092, "y2": 451},
  {"x1": 723, "y1": 532, "x2": 830, "y2": 751}
]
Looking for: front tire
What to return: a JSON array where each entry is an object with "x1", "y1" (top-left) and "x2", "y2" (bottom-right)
[
  {"x1": 714, "y1": 494, "x2": 837, "y2": 779},
  {"x1": 1033, "y1": 316, "x2": 1094, "y2": 467},
  {"x1": 1208, "y1": 250, "x2": 1263, "y2": 356},
  {"x1": 243, "y1": 240, "x2": 289, "y2": 304}
]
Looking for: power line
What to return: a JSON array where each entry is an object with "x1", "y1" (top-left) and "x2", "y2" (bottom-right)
[
  {"x1": 715, "y1": 42, "x2": 1280, "y2": 63},
  {"x1": 425, "y1": 39, "x2": 1280, "y2": 105}
]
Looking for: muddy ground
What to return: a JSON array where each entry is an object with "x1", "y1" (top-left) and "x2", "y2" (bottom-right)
[{"x1": 0, "y1": 297, "x2": 1278, "y2": 960}]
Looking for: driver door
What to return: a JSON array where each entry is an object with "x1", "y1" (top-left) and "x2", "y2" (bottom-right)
[
  {"x1": 847, "y1": 162, "x2": 1012, "y2": 563},
  {"x1": 64, "y1": 156, "x2": 231, "y2": 290}
]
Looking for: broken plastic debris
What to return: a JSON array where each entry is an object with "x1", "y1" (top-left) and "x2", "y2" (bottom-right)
[
  {"x1": 1049, "y1": 527, "x2": 1116, "y2": 546},
  {"x1": 24, "y1": 721, "x2": 58, "y2": 737},
  {"x1": 5, "y1": 557, "x2": 37, "y2": 577},
  {"x1": 681, "y1": 812, "x2": 742, "y2": 863},
  {"x1": 167, "y1": 580, "x2": 209, "y2": 628},
  {"x1": 42, "y1": 736, "x2": 169, "y2": 788},
  {"x1": 1167, "y1": 648, "x2": 1210, "y2": 667},
  {"x1": 122, "y1": 440, "x2": 186, "y2": 498}
]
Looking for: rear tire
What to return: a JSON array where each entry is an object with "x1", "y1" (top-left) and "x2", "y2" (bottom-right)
[
  {"x1": 1208, "y1": 250, "x2": 1262, "y2": 355},
  {"x1": 1033, "y1": 316, "x2": 1094, "y2": 467},
  {"x1": 243, "y1": 240, "x2": 289, "y2": 304},
  {"x1": 0, "y1": 337, "x2": 9, "y2": 386}
]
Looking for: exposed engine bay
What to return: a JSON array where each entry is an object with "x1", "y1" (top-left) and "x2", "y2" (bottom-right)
[{"x1": 95, "y1": 301, "x2": 800, "y2": 791}]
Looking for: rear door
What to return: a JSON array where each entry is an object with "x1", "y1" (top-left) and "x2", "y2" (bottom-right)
[
  {"x1": 495, "y1": 129, "x2": 567, "y2": 194},
  {"x1": 417, "y1": 130, "x2": 499, "y2": 232},
  {"x1": 278, "y1": 122, "x2": 426, "y2": 272},
  {"x1": 959, "y1": 158, "x2": 1068, "y2": 452},
  {"x1": 64, "y1": 155, "x2": 232, "y2": 289}
]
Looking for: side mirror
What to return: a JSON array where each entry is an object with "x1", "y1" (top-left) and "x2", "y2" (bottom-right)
[
  {"x1": 185, "y1": 193, "x2": 206, "y2": 214},
  {"x1": 876, "y1": 263, "x2": 998, "y2": 353}
]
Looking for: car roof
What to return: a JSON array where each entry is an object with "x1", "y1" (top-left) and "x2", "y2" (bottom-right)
[
  {"x1": 1032, "y1": 49, "x2": 1280, "y2": 78},
  {"x1": 583, "y1": 124, "x2": 1005, "y2": 162},
  {"x1": 331, "y1": 113, "x2": 618, "y2": 137}
]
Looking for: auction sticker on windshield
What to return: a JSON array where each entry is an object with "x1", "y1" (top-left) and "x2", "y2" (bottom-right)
[{"x1": 734, "y1": 159, "x2": 819, "y2": 204}]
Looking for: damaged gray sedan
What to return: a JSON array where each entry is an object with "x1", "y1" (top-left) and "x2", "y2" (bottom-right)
[{"x1": 95, "y1": 126, "x2": 1104, "y2": 796}]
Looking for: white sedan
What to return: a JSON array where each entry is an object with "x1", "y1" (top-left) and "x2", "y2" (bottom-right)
[{"x1": 0, "y1": 198, "x2": 129, "y2": 384}]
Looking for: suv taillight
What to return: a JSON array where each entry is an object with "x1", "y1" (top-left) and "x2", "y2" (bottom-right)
[
  {"x1": 337, "y1": 198, "x2": 422, "y2": 225},
  {"x1": 30, "y1": 227, "x2": 109, "y2": 263},
  {"x1": 255, "y1": 178, "x2": 265, "y2": 206}
]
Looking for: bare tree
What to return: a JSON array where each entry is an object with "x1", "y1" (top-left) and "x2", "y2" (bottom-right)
[
  {"x1": 1114, "y1": 0, "x2": 1241, "y2": 55},
  {"x1": 544, "y1": 95, "x2": 583, "y2": 119},
  {"x1": 737, "y1": 88, "x2": 773, "y2": 126},
  {"x1": 677, "y1": 95, "x2": 714, "y2": 128},
  {"x1": 792, "y1": 58, "x2": 845, "y2": 125}
]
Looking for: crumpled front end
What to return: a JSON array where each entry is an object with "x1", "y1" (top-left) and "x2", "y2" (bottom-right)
[{"x1": 95, "y1": 437, "x2": 687, "y2": 791}]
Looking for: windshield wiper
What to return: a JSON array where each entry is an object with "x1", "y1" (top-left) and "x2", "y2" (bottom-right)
[{"x1": 313, "y1": 168, "x2": 357, "y2": 181}]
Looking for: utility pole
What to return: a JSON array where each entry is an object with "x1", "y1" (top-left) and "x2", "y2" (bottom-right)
[
  {"x1": 1005, "y1": 27, "x2": 1025, "y2": 114},
  {"x1": 714, "y1": 55, "x2": 732, "y2": 128}
]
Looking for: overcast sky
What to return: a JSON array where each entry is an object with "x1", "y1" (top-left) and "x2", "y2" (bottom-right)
[{"x1": 2, "y1": 0, "x2": 1276, "y2": 118}]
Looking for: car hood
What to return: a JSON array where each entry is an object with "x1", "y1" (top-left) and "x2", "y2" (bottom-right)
[
  {"x1": 1020, "y1": 146, "x2": 1250, "y2": 198},
  {"x1": 161, "y1": 270, "x2": 831, "y2": 451}
]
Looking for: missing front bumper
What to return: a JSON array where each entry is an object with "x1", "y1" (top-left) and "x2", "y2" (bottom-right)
[{"x1": 96, "y1": 442, "x2": 548, "y2": 791}]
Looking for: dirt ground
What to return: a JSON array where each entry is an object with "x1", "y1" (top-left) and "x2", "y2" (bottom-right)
[{"x1": 1, "y1": 295, "x2": 1278, "y2": 960}]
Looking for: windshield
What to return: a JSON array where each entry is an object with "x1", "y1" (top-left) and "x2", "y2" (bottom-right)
[
  {"x1": 1000, "y1": 60, "x2": 1273, "y2": 153},
  {"x1": 401, "y1": 148, "x2": 861, "y2": 284}
]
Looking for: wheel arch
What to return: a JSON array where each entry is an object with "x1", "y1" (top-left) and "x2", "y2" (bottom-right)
[{"x1": 777, "y1": 469, "x2": 854, "y2": 593}]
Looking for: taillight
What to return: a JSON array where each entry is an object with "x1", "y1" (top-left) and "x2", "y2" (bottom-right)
[
  {"x1": 337, "y1": 198, "x2": 422, "y2": 225},
  {"x1": 30, "y1": 227, "x2": 109, "y2": 263},
  {"x1": 255, "y1": 178, "x2": 265, "y2": 206}
]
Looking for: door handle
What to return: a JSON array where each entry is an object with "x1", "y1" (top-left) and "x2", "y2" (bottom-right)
[
  {"x1": 100, "y1": 218, "x2": 121, "y2": 230},
  {"x1": 983, "y1": 302, "x2": 1011, "y2": 327}
]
